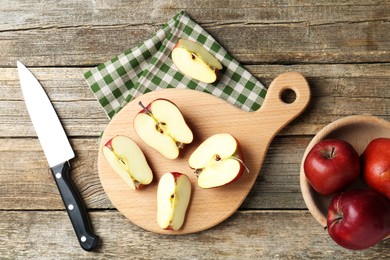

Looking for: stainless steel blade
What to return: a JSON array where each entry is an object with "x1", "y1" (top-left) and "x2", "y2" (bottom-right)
[{"x1": 17, "y1": 61, "x2": 74, "y2": 167}]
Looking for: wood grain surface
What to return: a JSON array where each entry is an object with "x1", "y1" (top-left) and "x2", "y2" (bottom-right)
[{"x1": 1, "y1": 0, "x2": 390, "y2": 258}]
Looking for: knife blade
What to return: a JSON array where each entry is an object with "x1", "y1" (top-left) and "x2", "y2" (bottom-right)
[{"x1": 17, "y1": 61, "x2": 99, "y2": 251}]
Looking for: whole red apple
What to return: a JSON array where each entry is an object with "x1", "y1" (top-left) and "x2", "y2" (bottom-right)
[
  {"x1": 361, "y1": 138, "x2": 390, "y2": 199},
  {"x1": 327, "y1": 189, "x2": 390, "y2": 250},
  {"x1": 304, "y1": 139, "x2": 360, "y2": 195}
]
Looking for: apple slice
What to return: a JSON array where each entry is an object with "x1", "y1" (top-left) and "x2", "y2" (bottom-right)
[
  {"x1": 134, "y1": 99, "x2": 193, "y2": 159},
  {"x1": 171, "y1": 38, "x2": 223, "y2": 84},
  {"x1": 102, "y1": 135, "x2": 153, "y2": 190},
  {"x1": 189, "y1": 133, "x2": 247, "y2": 188},
  {"x1": 157, "y1": 172, "x2": 192, "y2": 230}
]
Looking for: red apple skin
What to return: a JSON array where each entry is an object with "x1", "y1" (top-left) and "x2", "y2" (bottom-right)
[
  {"x1": 327, "y1": 189, "x2": 390, "y2": 250},
  {"x1": 171, "y1": 172, "x2": 184, "y2": 182},
  {"x1": 362, "y1": 138, "x2": 390, "y2": 199},
  {"x1": 304, "y1": 139, "x2": 360, "y2": 196},
  {"x1": 104, "y1": 138, "x2": 113, "y2": 150}
]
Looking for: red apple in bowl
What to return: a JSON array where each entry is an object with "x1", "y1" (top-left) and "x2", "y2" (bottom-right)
[
  {"x1": 304, "y1": 139, "x2": 360, "y2": 196},
  {"x1": 327, "y1": 189, "x2": 390, "y2": 250},
  {"x1": 361, "y1": 138, "x2": 390, "y2": 199}
]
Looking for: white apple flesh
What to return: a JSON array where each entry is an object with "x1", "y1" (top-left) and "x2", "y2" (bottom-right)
[
  {"x1": 102, "y1": 135, "x2": 153, "y2": 190},
  {"x1": 171, "y1": 38, "x2": 222, "y2": 84},
  {"x1": 134, "y1": 99, "x2": 193, "y2": 159},
  {"x1": 157, "y1": 172, "x2": 192, "y2": 230},
  {"x1": 189, "y1": 133, "x2": 246, "y2": 188}
]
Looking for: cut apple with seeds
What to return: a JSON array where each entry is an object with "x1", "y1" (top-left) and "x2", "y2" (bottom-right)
[
  {"x1": 134, "y1": 99, "x2": 193, "y2": 159},
  {"x1": 157, "y1": 172, "x2": 192, "y2": 231},
  {"x1": 102, "y1": 135, "x2": 153, "y2": 190},
  {"x1": 189, "y1": 133, "x2": 248, "y2": 189},
  {"x1": 171, "y1": 38, "x2": 223, "y2": 84}
]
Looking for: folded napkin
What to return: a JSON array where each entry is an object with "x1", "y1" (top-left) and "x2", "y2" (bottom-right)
[{"x1": 84, "y1": 11, "x2": 267, "y2": 119}]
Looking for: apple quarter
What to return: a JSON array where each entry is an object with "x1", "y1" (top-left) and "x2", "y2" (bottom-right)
[
  {"x1": 157, "y1": 172, "x2": 192, "y2": 231},
  {"x1": 102, "y1": 135, "x2": 153, "y2": 190}
]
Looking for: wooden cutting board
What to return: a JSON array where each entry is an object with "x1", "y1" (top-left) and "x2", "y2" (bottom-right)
[{"x1": 98, "y1": 72, "x2": 311, "y2": 234}]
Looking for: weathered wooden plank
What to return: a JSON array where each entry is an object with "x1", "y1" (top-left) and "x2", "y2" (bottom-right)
[
  {"x1": 3, "y1": 1, "x2": 389, "y2": 31},
  {"x1": 3, "y1": 64, "x2": 390, "y2": 101},
  {"x1": 0, "y1": 1, "x2": 389, "y2": 66},
  {"x1": 0, "y1": 137, "x2": 110, "y2": 210},
  {"x1": 0, "y1": 210, "x2": 388, "y2": 259},
  {"x1": 1, "y1": 65, "x2": 389, "y2": 137},
  {"x1": 0, "y1": 136, "x2": 309, "y2": 210}
]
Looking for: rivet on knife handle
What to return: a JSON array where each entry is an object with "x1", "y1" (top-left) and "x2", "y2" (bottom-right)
[{"x1": 51, "y1": 161, "x2": 100, "y2": 251}]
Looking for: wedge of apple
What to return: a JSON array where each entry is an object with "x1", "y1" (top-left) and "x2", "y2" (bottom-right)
[
  {"x1": 157, "y1": 172, "x2": 192, "y2": 231},
  {"x1": 189, "y1": 133, "x2": 247, "y2": 188},
  {"x1": 102, "y1": 135, "x2": 153, "y2": 190},
  {"x1": 171, "y1": 38, "x2": 223, "y2": 84},
  {"x1": 134, "y1": 99, "x2": 193, "y2": 159}
]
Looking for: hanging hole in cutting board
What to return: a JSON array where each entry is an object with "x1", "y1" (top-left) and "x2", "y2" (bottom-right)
[{"x1": 280, "y1": 88, "x2": 297, "y2": 104}]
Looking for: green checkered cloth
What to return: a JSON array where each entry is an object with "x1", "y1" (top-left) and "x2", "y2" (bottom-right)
[{"x1": 84, "y1": 11, "x2": 267, "y2": 119}]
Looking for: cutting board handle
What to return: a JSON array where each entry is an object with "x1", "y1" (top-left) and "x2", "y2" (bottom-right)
[{"x1": 252, "y1": 72, "x2": 310, "y2": 136}]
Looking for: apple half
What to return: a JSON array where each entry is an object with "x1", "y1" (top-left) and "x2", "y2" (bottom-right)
[
  {"x1": 102, "y1": 135, "x2": 153, "y2": 190},
  {"x1": 134, "y1": 99, "x2": 193, "y2": 159},
  {"x1": 157, "y1": 172, "x2": 192, "y2": 231},
  {"x1": 189, "y1": 133, "x2": 247, "y2": 188},
  {"x1": 171, "y1": 38, "x2": 223, "y2": 84}
]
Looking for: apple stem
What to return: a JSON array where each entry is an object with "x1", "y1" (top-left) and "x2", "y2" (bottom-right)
[
  {"x1": 134, "y1": 181, "x2": 142, "y2": 189},
  {"x1": 330, "y1": 146, "x2": 335, "y2": 158},
  {"x1": 194, "y1": 169, "x2": 202, "y2": 177},
  {"x1": 231, "y1": 157, "x2": 250, "y2": 174},
  {"x1": 176, "y1": 142, "x2": 184, "y2": 149},
  {"x1": 138, "y1": 101, "x2": 153, "y2": 116}
]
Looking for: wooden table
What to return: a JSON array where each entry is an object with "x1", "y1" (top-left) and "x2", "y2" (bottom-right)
[{"x1": 1, "y1": 1, "x2": 389, "y2": 259}]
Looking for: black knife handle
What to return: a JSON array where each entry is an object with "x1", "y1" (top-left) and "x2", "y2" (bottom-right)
[{"x1": 51, "y1": 161, "x2": 99, "y2": 251}]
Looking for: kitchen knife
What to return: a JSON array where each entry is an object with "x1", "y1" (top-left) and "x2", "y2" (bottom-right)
[{"x1": 17, "y1": 61, "x2": 99, "y2": 251}]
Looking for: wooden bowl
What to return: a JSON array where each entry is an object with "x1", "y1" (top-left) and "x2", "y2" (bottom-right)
[{"x1": 300, "y1": 115, "x2": 390, "y2": 227}]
